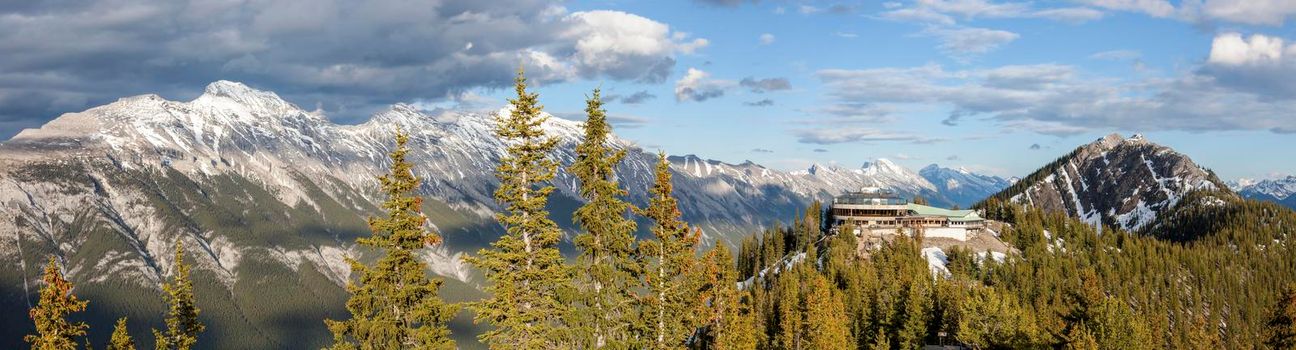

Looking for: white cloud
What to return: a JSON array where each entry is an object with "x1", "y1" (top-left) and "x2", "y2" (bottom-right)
[
  {"x1": 675, "y1": 68, "x2": 735, "y2": 102},
  {"x1": 1200, "y1": 32, "x2": 1296, "y2": 100},
  {"x1": 815, "y1": 61, "x2": 1296, "y2": 136},
  {"x1": 1207, "y1": 33, "x2": 1288, "y2": 66},
  {"x1": 1089, "y1": 49, "x2": 1142, "y2": 61},
  {"x1": 759, "y1": 33, "x2": 776, "y2": 45},
  {"x1": 1202, "y1": 0, "x2": 1296, "y2": 26},
  {"x1": 1078, "y1": 0, "x2": 1176, "y2": 17},
  {"x1": 563, "y1": 11, "x2": 709, "y2": 82},
  {"x1": 880, "y1": 8, "x2": 957, "y2": 25},
  {"x1": 922, "y1": 26, "x2": 1020, "y2": 57},
  {"x1": 915, "y1": 0, "x2": 1031, "y2": 18},
  {"x1": 1030, "y1": 7, "x2": 1105, "y2": 22},
  {"x1": 793, "y1": 127, "x2": 938, "y2": 144}
]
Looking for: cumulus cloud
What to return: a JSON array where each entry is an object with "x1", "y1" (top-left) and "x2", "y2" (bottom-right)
[
  {"x1": 745, "y1": 99, "x2": 775, "y2": 107},
  {"x1": 0, "y1": 0, "x2": 706, "y2": 137},
  {"x1": 739, "y1": 77, "x2": 792, "y2": 93},
  {"x1": 1029, "y1": 143, "x2": 1041, "y2": 150},
  {"x1": 759, "y1": 33, "x2": 776, "y2": 45},
  {"x1": 815, "y1": 61, "x2": 1296, "y2": 136},
  {"x1": 1207, "y1": 33, "x2": 1289, "y2": 66},
  {"x1": 751, "y1": 148, "x2": 774, "y2": 153},
  {"x1": 675, "y1": 68, "x2": 734, "y2": 102},
  {"x1": 1200, "y1": 32, "x2": 1296, "y2": 99},
  {"x1": 814, "y1": 148, "x2": 830, "y2": 153}
]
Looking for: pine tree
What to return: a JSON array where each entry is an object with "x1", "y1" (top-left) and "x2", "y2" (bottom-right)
[
  {"x1": 701, "y1": 244, "x2": 758, "y2": 350},
  {"x1": 465, "y1": 68, "x2": 570, "y2": 349},
  {"x1": 568, "y1": 89, "x2": 641, "y2": 349},
  {"x1": 803, "y1": 273, "x2": 852, "y2": 350},
  {"x1": 108, "y1": 317, "x2": 136, "y2": 350},
  {"x1": 324, "y1": 130, "x2": 457, "y2": 349},
  {"x1": 25, "y1": 257, "x2": 89, "y2": 350},
  {"x1": 1269, "y1": 283, "x2": 1296, "y2": 350},
  {"x1": 153, "y1": 244, "x2": 204, "y2": 350},
  {"x1": 637, "y1": 152, "x2": 703, "y2": 349}
]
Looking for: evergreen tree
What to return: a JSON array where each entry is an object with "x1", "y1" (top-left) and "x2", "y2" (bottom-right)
[
  {"x1": 1186, "y1": 313, "x2": 1221, "y2": 350},
  {"x1": 1268, "y1": 283, "x2": 1296, "y2": 350},
  {"x1": 638, "y1": 152, "x2": 703, "y2": 349},
  {"x1": 569, "y1": 89, "x2": 641, "y2": 348},
  {"x1": 25, "y1": 257, "x2": 89, "y2": 350},
  {"x1": 700, "y1": 244, "x2": 758, "y2": 350},
  {"x1": 324, "y1": 130, "x2": 457, "y2": 349},
  {"x1": 803, "y1": 273, "x2": 852, "y2": 349},
  {"x1": 108, "y1": 317, "x2": 136, "y2": 350},
  {"x1": 465, "y1": 68, "x2": 570, "y2": 349},
  {"x1": 153, "y1": 244, "x2": 204, "y2": 350}
]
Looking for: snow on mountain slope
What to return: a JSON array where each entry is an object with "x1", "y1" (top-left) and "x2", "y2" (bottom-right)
[
  {"x1": 986, "y1": 133, "x2": 1226, "y2": 232},
  {"x1": 919, "y1": 164, "x2": 1011, "y2": 208},
  {"x1": 1235, "y1": 175, "x2": 1296, "y2": 209},
  {"x1": 0, "y1": 80, "x2": 1016, "y2": 349}
]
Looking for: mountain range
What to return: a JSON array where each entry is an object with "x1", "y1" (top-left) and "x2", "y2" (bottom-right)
[
  {"x1": 1232, "y1": 176, "x2": 1296, "y2": 210},
  {"x1": 0, "y1": 81, "x2": 1009, "y2": 349}
]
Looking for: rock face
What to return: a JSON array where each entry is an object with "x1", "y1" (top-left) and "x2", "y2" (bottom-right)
[
  {"x1": 1236, "y1": 176, "x2": 1296, "y2": 210},
  {"x1": 0, "y1": 81, "x2": 1009, "y2": 349},
  {"x1": 988, "y1": 133, "x2": 1226, "y2": 232}
]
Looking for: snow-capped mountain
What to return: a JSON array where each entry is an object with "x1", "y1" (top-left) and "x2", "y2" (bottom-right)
[
  {"x1": 919, "y1": 164, "x2": 1012, "y2": 208},
  {"x1": 1235, "y1": 176, "x2": 1296, "y2": 209},
  {"x1": 0, "y1": 81, "x2": 1009, "y2": 349},
  {"x1": 986, "y1": 133, "x2": 1226, "y2": 232}
]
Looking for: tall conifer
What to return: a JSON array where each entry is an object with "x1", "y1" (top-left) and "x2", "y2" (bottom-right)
[
  {"x1": 638, "y1": 152, "x2": 704, "y2": 349},
  {"x1": 701, "y1": 244, "x2": 758, "y2": 350},
  {"x1": 465, "y1": 68, "x2": 569, "y2": 349},
  {"x1": 1268, "y1": 283, "x2": 1296, "y2": 350},
  {"x1": 25, "y1": 257, "x2": 89, "y2": 350},
  {"x1": 153, "y1": 244, "x2": 204, "y2": 350},
  {"x1": 569, "y1": 89, "x2": 641, "y2": 348},
  {"x1": 108, "y1": 317, "x2": 136, "y2": 350},
  {"x1": 324, "y1": 130, "x2": 456, "y2": 349}
]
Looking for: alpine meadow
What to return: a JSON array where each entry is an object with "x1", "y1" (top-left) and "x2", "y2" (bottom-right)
[{"x1": 4, "y1": 1, "x2": 1296, "y2": 350}]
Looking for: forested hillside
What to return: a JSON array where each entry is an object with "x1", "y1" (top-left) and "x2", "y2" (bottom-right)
[{"x1": 729, "y1": 192, "x2": 1296, "y2": 349}]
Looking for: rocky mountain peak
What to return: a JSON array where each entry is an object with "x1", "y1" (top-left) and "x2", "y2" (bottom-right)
[{"x1": 987, "y1": 133, "x2": 1225, "y2": 232}]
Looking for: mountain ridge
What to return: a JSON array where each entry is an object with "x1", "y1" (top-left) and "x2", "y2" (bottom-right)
[{"x1": 981, "y1": 133, "x2": 1227, "y2": 232}]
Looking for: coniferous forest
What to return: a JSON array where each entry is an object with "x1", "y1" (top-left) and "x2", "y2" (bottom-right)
[{"x1": 19, "y1": 69, "x2": 1296, "y2": 350}]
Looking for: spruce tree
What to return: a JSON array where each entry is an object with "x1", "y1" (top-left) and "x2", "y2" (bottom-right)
[
  {"x1": 1269, "y1": 283, "x2": 1296, "y2": 350},
  {"x1": 569, "y1": 89, "x2": 641, "y2": 348},
  {"x1": 465, "y1": 68, "x2": 570, "y2": 349},
  {"x1": 637, "y1": 152, "x2": 703, "y2": 349},
  {"x1": 108, "y1": 317, "x2": 136, "y2": 350},
  {"x1": 153, "y1": 244, "x2": 204, "y2": 350},
  {"x1": 701, "y1": 244, "x2": 758, "y2": 350},
  {"x1": 324, "y1": 130, "x2": 457, "y2": 349},
  {"x1": 803, "y1": 273, "x2": 852, "y2": 349},
  {"x1": 25, "y1": 257, "x2": 89, "y2": 350}
]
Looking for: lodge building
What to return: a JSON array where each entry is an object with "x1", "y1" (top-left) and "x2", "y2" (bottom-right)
[{"x1": 830, "y1": 188, "x2": 985, "y2": 241}]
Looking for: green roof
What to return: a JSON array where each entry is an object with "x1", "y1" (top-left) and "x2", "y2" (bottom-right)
[{"x1": 906, "y1": 204, "x2": 981, "y2": 219}]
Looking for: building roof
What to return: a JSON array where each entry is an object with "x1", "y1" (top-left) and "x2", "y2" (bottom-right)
[{"x1": 906, "y1": 204, "x2": 981, "y2": 220}]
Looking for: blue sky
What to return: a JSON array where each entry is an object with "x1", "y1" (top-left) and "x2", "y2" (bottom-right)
[{"x1": 1, "y1": 0, "x2": 1294, "y2": 180}]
